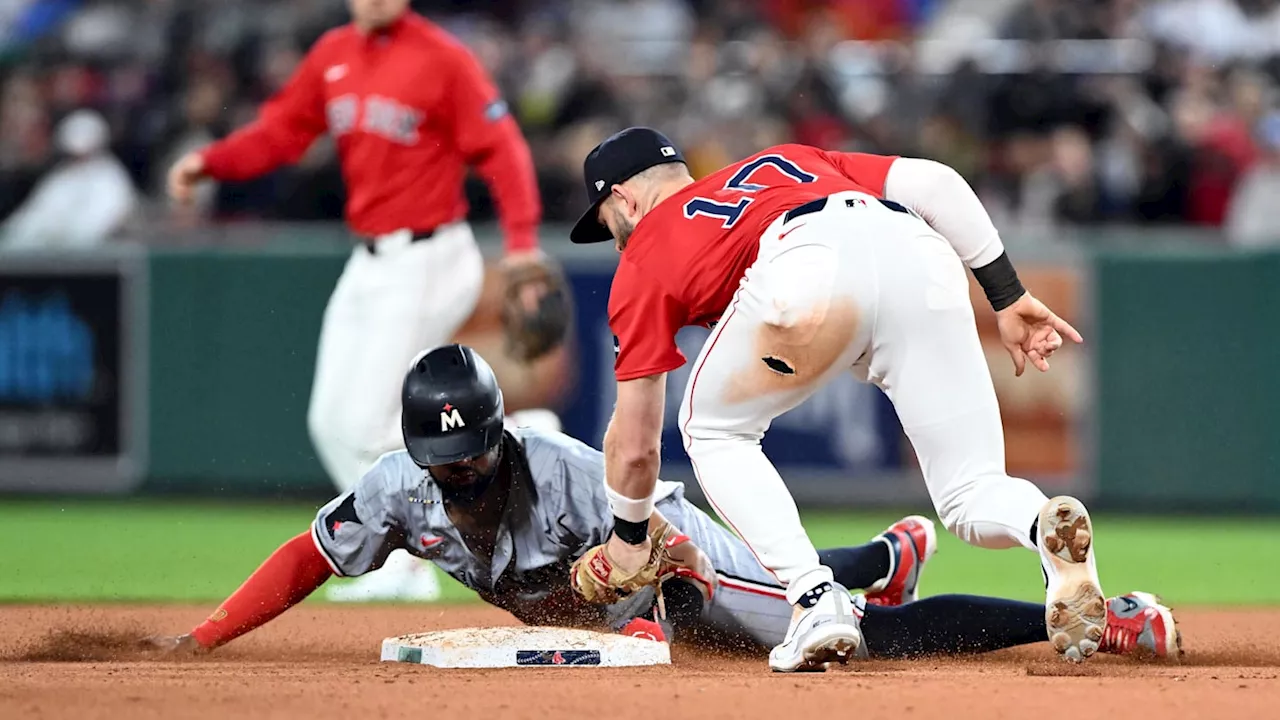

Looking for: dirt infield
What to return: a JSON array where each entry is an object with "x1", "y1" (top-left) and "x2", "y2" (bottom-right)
[{"x1": 1, "y1": 605, "x2": 1277, "y2": 720}]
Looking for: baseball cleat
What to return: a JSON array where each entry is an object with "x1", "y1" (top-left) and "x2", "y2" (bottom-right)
[
  {"x1": 1099, "y1": 591, "x2": 1183, "y2": 660},
  {"x1": 768, "y1": 582, "x2": 863, "y2": 673},
  {"x1": 865, "y1": 515, "x2": 937, "y2": 606},
  {"x1": 325, "y1": 553, "x2": 442, "y2": 603},
  {"x1": 1038, "y1": 496, "x2": 1107, "y2": 663}
]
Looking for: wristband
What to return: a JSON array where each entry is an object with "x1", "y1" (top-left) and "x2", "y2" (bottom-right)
[
  {"x1": 971, "y1": 251, "x2": 1025, "y2": 311},
  {"x1": 605, "y1": 483, "x2": 655, "y2": 523},
  {"x1": 612, "y1": 517, "x2": 650, "y2": 546}
]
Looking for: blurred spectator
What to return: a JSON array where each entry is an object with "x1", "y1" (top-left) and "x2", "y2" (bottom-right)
[
  {"x1": 1019, "y1": 125, "x2": 1106, "y2": 227},
  {"x1": 1, "y1": 109, "x2": 137, "y2": 249},
  {"x1": 152, "y1": 78, "x2": 225, "y2": 224},
  {"x1": 0, "y1": 69, "x2": 51, "y2": 221},
  {"x1": 1226, "y1": 111, "x2": 1280, "y2": 245},
  {"x1": 1140, "y1": 0, "x2": 1280, "y2": 62},
  {"x1": 1182, "y1": 66, "x2": 1265, "y2": 225}
]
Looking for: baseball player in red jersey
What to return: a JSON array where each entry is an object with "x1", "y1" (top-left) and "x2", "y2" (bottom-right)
[
  {"x1": 567, "y1": 128, "x2": 1102, "y2": 672},
  {"x1": 167, "y1": 0, "x2": 547, "y2": 601}
]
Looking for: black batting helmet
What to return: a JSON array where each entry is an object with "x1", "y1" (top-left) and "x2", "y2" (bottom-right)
[{"x1": 401, "y1": 344, "x2": 505, "y2": 467}]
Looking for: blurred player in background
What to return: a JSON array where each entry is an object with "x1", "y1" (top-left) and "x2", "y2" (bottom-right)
[
  {"x1": 166, "y1": 0, "x2": 546, "y2": 602},
  {"x1": 151, "y1": 345, "x2": 1180, "y2": 664}
]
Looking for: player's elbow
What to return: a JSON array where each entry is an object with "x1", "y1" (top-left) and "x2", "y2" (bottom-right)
[
  {"x1": 899, "y1": 157, "x2": 970, "y2": 197},
  {"x1": 616, "y1": 446, "x2": 661, "y2": 476}
]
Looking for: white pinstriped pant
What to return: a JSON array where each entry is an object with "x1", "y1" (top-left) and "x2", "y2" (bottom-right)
[
  {"x1": 677, "y1": 192, "x2": 1050, "y2": 605},
  {"x1": 308, "y1": 223, "x2": 484, "y2": 491}
]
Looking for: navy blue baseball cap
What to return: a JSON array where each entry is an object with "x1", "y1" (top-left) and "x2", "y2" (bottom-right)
[{"x1": 570, "y1": 127, "x2": 686, "y2": 244}]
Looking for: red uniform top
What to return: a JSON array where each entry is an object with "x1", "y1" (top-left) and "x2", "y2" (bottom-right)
[
  {"x1": 608, "y1": 144, "x2": 898, "y2": 381},
  {"x1": 201, "y1": 12, "x2": 540, "y2": 250}
]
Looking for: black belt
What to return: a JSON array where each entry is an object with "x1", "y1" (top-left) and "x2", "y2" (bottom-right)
[
  {"x1": 361, "y1": 228, "x2": 436, "y2": 255},
  {"x1": 782, "y1": 195, "x2": 915, "y2": 224},
  {"x1": 783, "y1": 197, "x2": 828, "y2": 223}
]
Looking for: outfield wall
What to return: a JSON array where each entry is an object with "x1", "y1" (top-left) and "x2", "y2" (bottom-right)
[{"x1": 1, "y1": 225, "x2": 1274, "y2": 511}]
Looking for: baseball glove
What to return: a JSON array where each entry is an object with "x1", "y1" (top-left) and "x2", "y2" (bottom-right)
[
  {"x1": 570, "y1": 516, "x2": 717, "y2": 615},
  {"x1": 500, "y1": 254, "x2": 573, "y2": 362}
]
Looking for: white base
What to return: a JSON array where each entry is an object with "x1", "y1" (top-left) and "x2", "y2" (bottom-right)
[{"x1": 380, "y1": 626, "x2": 671, "y2": 668}]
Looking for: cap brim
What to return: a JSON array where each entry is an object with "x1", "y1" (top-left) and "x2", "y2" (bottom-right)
[{"x1": 569, "y1": 199, "x2": 613, "y2": 244}]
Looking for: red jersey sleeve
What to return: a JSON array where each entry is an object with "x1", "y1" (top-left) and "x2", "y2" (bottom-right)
[
  {"x1": 445, "y1": 43, "x2": 541, "y2": 253},
  {"x1": 822, "y1": 150, "x2": 899, "y2": 197},
  {"x1": 201, "y1": 43, "x2": 329, "y2": 181},
  {"x1": 189, "y1": 531, "x2": 332, "y2": 649},
  {"x1": 609, "y1": 258, "x2": 688, "y2": 381}
]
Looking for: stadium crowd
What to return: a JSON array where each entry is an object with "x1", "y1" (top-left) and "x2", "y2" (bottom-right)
[{"x1": 1, "y1": 0, "x2": 1278, "y2": 247}]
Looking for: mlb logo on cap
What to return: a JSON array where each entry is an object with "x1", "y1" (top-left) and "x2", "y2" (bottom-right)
[{"x1": 661, "y1": 146, "x2": 676, "y2": 157}]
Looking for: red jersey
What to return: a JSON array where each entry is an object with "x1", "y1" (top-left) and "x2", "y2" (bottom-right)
[
  {"x1": 608, "y1": 144, "x2": 897, "y2": 381},
  {"x1": 200, "y1": 12, "x2": 540, "y2": 249}
]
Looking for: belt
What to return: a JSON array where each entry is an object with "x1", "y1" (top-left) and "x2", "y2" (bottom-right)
[
  {"x1": 783, "y1": 197, "x2": 827, "y2": 223},
  {"x1": 783, "y1": 195, "x2": 916, "y2": 225},
  {"x1": 361, "y1": 228, "x2": 436, "y2": 255}
]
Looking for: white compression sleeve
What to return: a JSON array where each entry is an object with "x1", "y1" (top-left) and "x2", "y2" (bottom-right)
[{"x1": 883, "y1": 157, "x2": 1006, "y2": 269}]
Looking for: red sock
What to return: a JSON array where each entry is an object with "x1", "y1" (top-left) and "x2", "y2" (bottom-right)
[
  {"x1": 620, "y1": 616, "x2": 667, "y2": 643},
  {"x1": 191, "y1": 531, "x2": 333, "y2": 649}
]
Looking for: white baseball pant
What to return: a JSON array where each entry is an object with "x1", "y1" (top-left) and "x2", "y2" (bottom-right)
[
  {"x1": 678, "y1": 191, "x2": 1050, "y2": 605},
  {"x1": 308, "y1": 223, "x2": 485, "y2": 491}
]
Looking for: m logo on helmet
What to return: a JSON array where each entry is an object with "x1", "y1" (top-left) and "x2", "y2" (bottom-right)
[{"x1": 440, "y1": 403, "x2": 466, "y2": 431}]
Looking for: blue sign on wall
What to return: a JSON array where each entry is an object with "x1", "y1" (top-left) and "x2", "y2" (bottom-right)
[
  {"x1": 0, "y1": 253, "x2": 143, "y2": 495},
  {"x1": 0, "y1": 275, "x2": 120, "y2": 457},
  {"x1": 556, "y1": 264, "x2": 904, "y2": 481}
]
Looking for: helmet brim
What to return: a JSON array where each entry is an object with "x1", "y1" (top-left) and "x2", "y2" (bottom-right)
[{"x1": 405, "y1": 424, "x2": 503, "y2": 467}]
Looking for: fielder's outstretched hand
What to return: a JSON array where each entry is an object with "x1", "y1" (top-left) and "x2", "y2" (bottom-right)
[{"x1": 994, "y1": 293, "x2": 1083, "y2": 376}]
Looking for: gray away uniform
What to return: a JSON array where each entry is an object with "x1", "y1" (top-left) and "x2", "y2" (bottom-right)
[{"x1": 311, "y1": 426, "x2": 855, "y2": 649}]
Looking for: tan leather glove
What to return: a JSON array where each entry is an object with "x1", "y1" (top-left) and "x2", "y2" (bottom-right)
[{"x1": 570, "y1": 516, "x2": 718, "y2": 612}]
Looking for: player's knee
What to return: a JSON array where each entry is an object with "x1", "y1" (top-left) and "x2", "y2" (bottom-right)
[
  {"x1": 936, "y1": 504, "x2": 966, "y2": 540},
  {"x1": 936, "y1": 503, "x2": 999, "y2": 547},
  {"x1": 931, "y1": 481, "x2": 977, "y2": 539},
  {"x1": 681, "y1": 430, "x2": 747, "y2": 461}
]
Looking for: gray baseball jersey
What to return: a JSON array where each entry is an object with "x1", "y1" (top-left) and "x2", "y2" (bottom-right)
[{"x1": 310, "y1": 425, "x2": 827, "y2": 648}]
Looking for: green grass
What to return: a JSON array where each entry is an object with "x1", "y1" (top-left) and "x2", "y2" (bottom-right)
[
  {"x1": 3, "y1": 501, "x2": 1277, "y2": 606},
  {"x1": 804, "y1": 512, "x2": 1280, "y2": 605}
]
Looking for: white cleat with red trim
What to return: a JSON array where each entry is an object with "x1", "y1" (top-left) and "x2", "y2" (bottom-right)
[
  {"x1": 865, "y1": 515, "x2": 937, "y2": 607},
  {"x1": 768, "y1": 582, "x2": 862, "y2": 673}
]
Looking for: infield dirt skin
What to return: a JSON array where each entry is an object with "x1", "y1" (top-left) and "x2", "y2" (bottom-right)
[{"x1": 1, "y1": 605, "x2": 1277, "y2": 720}]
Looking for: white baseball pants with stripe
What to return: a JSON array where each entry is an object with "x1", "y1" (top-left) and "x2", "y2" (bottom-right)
[
  {"x1": 308, "y1": 223, "x2": 484, "y2": 492},
  {"x1": 678, "y1": 191, "x2": 1050, "y2": 605},
  {"x1": 658, "y1": 492, "x2": 853, "y2": 650}
]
